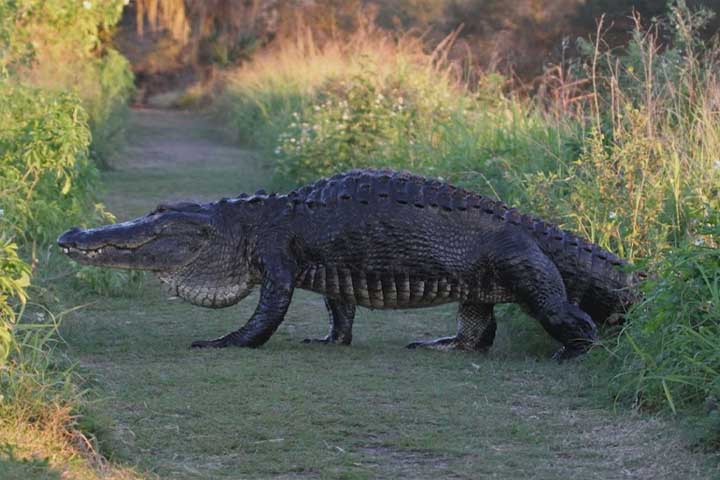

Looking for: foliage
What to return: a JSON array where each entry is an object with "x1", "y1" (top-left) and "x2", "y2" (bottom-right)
[
  {"x1": 275, "y1": 73, "x2": 426, "y2": 183},
  {"x1": 0, "y1": 238, "x2": 31, "y2": 366},
  {"x1": 610, "y1": 220, "x2": 719, "y2": 410},
  {"x1": 2, "y1": 0, "x2": 134, "y2": 168},
  {"x1": 520, "y1": 1, "x2": 720, "y2": 261},
  {"x1": 0, "y1": 82, "x2": 107, "y2": 245},
  {"x1": 0, "y1": 3, "x2": 137, "y2": 474}
]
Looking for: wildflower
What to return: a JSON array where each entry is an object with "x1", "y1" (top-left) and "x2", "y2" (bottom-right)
[
  {"x1": 609, "y1": 212, "x2": 617, "y2": 219},
  {"x1": 694, "y1": 238, "x2": 705, "y2": 246},
  {"x1": 0, "y1": 208, "x2": 4, "y2": 217},
  {"x1": 83, "y1": 0, "x2": 92, "y2": 9},
  {"x1": 274, "y1": 147, "x2": 282, "y2": 156}
]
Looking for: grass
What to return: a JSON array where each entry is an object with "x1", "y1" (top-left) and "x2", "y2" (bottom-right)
[{"x1": 53, "y1": 109, "x2": 720, "y2": 479}]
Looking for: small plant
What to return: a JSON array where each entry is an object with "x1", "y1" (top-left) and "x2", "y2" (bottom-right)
[
  {"x1": 74, "y1": 267, "x2": 146, "y2": 298},
  {"x1": 0, "y1": 237, "x2": 31, "y2": 366},
  {"x1": 609, "y1": 217, "x2": 719, "y2": 414},
  {"x1": 0, "y1": 82, "x2": 100, "y2": 245},
  {"x1": 274, "y1": 73, "x2": 422, "y2": 184}
]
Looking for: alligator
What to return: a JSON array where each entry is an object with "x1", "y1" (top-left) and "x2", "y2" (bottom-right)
[{"x1": 57, "y1": 169, "x2": 639, "y2": 360}]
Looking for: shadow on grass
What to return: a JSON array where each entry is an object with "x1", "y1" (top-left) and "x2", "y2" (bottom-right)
[{"x1": 0, "y1": 444, "x2": 62, "y2": 480}]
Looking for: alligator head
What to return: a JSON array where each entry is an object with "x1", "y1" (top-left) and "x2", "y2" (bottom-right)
[{"x1": 58, "y1": 201, "x2": 255, "y2": 308}]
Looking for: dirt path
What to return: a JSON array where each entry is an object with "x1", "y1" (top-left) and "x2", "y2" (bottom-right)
[{"x1": 61, "y1": 109, "x2": 719, "y2": 480}]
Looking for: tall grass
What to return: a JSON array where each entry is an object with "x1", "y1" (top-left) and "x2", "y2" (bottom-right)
[
  {"x1": 217, "y1": 21, "x2": 458, "y2": 148},
  {"x1": 216, "y1": 1, "x2": 720, "y2": 445}
]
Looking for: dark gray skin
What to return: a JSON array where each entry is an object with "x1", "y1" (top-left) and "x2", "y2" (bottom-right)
[{"x1": 58, "y1": 169, "x2": 640, "y2": 360}]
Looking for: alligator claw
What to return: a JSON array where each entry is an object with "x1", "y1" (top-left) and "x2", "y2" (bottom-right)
[
  {"x1": 190, "y1": 338, "x2": 229, "y2": 348},
  {"x1": 302, "y1": 337, "x2": 331, "y2": 344},
  {"x1": 407, "y1": 336, "x2": 460, "y2": 351},
  {"x1": 302, "y1": 335, "x2": 351, "y2": 345},
  {"x1": 552, "y1": 345, "x2": 586, "y2": 362}
]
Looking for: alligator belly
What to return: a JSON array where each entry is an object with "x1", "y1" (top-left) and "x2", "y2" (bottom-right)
[{"x1": 296, "y1": 265, "x2": 512, "y2": 308}]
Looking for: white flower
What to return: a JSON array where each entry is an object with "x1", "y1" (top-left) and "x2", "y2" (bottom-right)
[
  {"x1": 0, "y1": 208, "x2": 4, "y2": 217},
  {"x1": 694, "y1": 238, "x2": 705, "y2": 246},
  {"x1": 83, "y1": 1, "x2": 92, "y2": 9},
  {"x1": 609, "y1": 211, "x2": 617, "y2": 219},
  {"x1": 274, "y1": 147, "x2": 282, "y2": 155}
]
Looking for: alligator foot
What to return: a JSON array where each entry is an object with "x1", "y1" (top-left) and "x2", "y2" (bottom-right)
[
  {"x1": 406, "y1": 336, "x2": 488, "y2": 352},
  {"x1": 302, "y1": 335, "x2": 351, "y2": 345},
  {"x1": 191, "y1": 337, "x2": 231, "y2": 348},
  {"x1": 190, "y1": 333, "x2": 258, "y2": 348}
]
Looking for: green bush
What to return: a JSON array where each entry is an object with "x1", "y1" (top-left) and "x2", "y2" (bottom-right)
[
  {"x1": 610, "y1": 219, "x2": 720, "y2": 413},
  {"x1": 0, "y1": 238, "x2": 31, "y2": 366},
  {"x1": 275, "y1": 73, "x2": 426, "y2": 184},
  {"x1": 1, "y1": 0, "x2": 134, "y2": 168},
  {"x1": 0, "y1": 82, "x2": 107, "y2": 245}
]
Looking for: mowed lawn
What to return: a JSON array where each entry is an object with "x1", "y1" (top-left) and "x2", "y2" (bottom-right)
[{"x1": 58, "y1": 110, "x2": 719, "y2": 479}]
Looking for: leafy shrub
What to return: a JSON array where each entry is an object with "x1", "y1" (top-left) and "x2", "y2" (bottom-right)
[
  {"x1": 0, "y1": 82, "x2": 108, "y2": 245},
  {"x1": 2, "y1": 0, "x2": 134, "y2": 168},
  {"x1": 0, "y1": 238, "x2": 30, "y2": 366},
  {"x1": 610, "y1": 219, "x2": 719, "y2": 413},
  {"x1": 275, "y1": 73, "x2": 425, "y2": 183}
]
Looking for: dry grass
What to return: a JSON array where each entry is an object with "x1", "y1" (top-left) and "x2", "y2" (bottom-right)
[{"x1": 0, "y1": 414, "x2": 145, "y2": 480}]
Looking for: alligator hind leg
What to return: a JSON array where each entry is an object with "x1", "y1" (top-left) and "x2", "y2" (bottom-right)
[
  {"x1": 303, "y1": 297, "x2": 356, "y2": 345},
  {"x1": 407, "y1": 303, "x2": 496, "y2": 352}
]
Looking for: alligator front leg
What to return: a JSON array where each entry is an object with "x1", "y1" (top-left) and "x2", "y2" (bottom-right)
[
  {"x1": 191, "y1": 273, "x2": 295, "y2": 349},
  {"x1": 303, "y1": 297, "x2": 356, "y2": 345},
  {"x1": 407, "y1": 302, "x2": 496, "y2": 352}
]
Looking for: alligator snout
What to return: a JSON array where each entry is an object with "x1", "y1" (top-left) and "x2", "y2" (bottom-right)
[{"x1": 57, "y1": 227, "x2": 83, "y2": 248}]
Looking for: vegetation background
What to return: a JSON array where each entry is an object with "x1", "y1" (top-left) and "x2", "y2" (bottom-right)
[{"x1": 0, "y1": 0, "x2": 718, "y2": 478}]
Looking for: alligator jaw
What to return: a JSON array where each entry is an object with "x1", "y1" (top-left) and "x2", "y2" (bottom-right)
[{"x1": 60, "y1": 243, "x2": 144, "y2": 268}]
